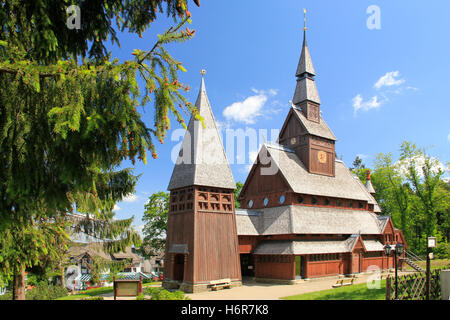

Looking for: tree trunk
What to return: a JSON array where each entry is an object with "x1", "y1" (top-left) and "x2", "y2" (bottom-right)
[
  {"x1": 12, "y1": 267, "x2": 26, "y2": 300},
  {"x1": 60, "y1": 264, "x2": 65, "y2": 288}
]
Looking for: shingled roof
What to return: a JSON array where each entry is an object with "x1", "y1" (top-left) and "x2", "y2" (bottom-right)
[
  {"x1": 258, "y1": 144, "x2": 374, "y2": 202},
  {"x1": 253, "y1": 238, "x2": 384, "y2": 255},
  {"x1": 236, "y1": 205, "x2": 383, "y2": 236},
  {"x1": 167, "y1": 75, "x2": 236, "y2": 191},
  {"x1": 293, "y1": 30, "x2": 320, "y2": 105},
  {"x1": 291, "y1": 107, "x2": 337, "y2": 141}
]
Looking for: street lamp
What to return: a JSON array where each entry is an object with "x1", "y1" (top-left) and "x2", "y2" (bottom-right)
[{"x1": 384, "y1": 243, "x2": 404, "y2": 300}]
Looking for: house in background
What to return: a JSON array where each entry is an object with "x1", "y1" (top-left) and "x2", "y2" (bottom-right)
[{"x1": 66, "y1": 242, "x2": 159, "y2": 290}]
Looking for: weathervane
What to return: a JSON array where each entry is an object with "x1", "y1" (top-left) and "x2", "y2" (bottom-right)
[
  {"x1": 303, "y1": 8, "x2": 307, "y2": 31},
  {"x1": 201, "y1": 69, "x2": 206, "y2": 76}
]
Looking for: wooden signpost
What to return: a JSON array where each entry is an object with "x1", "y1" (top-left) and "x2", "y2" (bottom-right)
[{"x1": 113, "y1": 276, "x2": 143, "y2": 300}]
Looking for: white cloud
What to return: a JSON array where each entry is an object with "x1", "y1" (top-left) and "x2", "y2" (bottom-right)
[
  {"x1": 374, "y1": 71, "x2": 405, "y2": 90},
  {"x1": 122, "y1": 194, "x2": 138, "y2": 202},
  {"x1": 448, "y1": 133, "x2": 450, "y2": 142},
  {"x1": 113, "y1": 204, "x2": 120, "y2": 211},
  {"x1": 223, "y1": 89, "x2": 277, "y2": 124},
  {"x1": 352, "y1": 94, "x2": 383, "y2": 114},
  {"x1": 356, "y1": 154, "x2": 369, "y2": 160}
]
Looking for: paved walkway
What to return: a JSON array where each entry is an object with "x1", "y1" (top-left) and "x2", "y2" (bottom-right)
[{"x1": 185, "y1": 271, "x2": 413, "y2": 300}]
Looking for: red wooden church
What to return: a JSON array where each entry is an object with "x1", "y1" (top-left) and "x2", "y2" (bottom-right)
[{"x1": 163, "y1": 27, "x2": 407, "y2": 292}]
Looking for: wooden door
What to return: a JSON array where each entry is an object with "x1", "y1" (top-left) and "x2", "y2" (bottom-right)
[{"x1": 173, "y1": 254, "x2": 185, "y2": 281}]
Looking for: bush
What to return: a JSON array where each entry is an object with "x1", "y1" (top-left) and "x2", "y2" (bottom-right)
[
  {"x1": 434, "y1": 241, "x2": 450, "y2": 259},
  {"x1": 136, "y1": 293, "x2": 146, "y2": 300},
  {"x1": 26, "y1": 282, "x2": 68, "y2": 300},
  {"x1": 0, "y1": 292, "x2": 12, "y2": 300},
  {"x1": 144, "y1": 287, "x2": 190, "y2": 300},
  {"x1": 79, "y1": 296, "x2": 104, "y2": 300}
]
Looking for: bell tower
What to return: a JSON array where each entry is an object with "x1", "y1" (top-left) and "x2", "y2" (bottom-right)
[{"x1": 163, "y1": 71, "x2": 242, "y2": 293}]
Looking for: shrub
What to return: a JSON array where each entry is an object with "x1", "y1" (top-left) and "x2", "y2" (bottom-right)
[
  {"x1": 136, "y1": 293, "x2": 146, "y2": 300},
  {"x1": 0, "y1": 292, "x2": 12, "y2": 300},
  {"x1": 144, "y1": 287, "x2": 190, "y2": 300},
  {"x1": 79, "y1": 296, "x2": 104, "y2": 300},
  {"x1": 26, "y1": 282, "x2": 68, "y2": 300}
]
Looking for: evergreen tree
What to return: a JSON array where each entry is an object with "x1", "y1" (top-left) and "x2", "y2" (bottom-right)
[{"x1": 0, "y1": 0, "x2": 200, "y2": 299}]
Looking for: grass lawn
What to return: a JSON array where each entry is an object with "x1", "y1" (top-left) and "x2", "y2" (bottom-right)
[
  {"x1": 143, "y1": 281, "x2": 161, "y2": 287},
  {"x1": 281, "y1": 280, "x2": 387, "y2": 300}
]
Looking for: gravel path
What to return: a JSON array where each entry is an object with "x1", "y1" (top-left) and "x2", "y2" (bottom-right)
[{"x1": 185, "y1": 271, "x2": 412, "y2": 300}]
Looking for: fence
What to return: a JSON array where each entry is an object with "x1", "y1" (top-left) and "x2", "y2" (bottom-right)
[{"x1": 386, "y1": 269, "x2": 443, "y2": 300}]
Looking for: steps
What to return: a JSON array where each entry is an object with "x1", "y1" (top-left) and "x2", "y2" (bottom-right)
[
  {"x1": 400, "y1": 250, "x2": 425, "y2": 273},
  {"x1": 400, "y1": 257, "x2": 425, "y2": 273}
]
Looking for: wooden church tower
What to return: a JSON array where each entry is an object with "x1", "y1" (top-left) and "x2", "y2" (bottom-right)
[
  {"x1": 163, "y1": 71, "x2": 242, "y2": 293},
  {"x1": 278, "y1": 29, "x2": 337, "y2": 177}
]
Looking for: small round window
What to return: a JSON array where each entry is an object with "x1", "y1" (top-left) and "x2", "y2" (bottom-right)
[
  {"x1": 312, "y1": 197, "x2": 318, "y2": 205},
  {"x1": 298, "y1": 196, "x2": 304, "y2": 203},
  {"x1": 324, "y1": 198, "x2": 330, "y2": 206},
  {"x1": 337, "y1": 200, "x2": 342, "y2": 207},
  {"x1": 263, "y1": 198, "x2": 269, "y2": 207},
  {"x1": 248, "y1": 200, "x2": 253, "y2": 208},
  {"x1": 279, "y1": 195, "x2": 285, "y2": 204}
]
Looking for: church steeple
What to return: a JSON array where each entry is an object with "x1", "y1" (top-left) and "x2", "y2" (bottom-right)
[
  {"x1": 278, "y1": 11, "x2": 336, "y2": 177},
  {"x1": 293, "y1": 10, "x2": 321, "y2": 121},
  {"x1": 168, "y1": 70, "x2": 235, "y2": 191}
]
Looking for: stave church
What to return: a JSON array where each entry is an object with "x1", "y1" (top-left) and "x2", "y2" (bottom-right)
[{"x1": 163, "y1": 21, "x2": 407, "y2": 293}]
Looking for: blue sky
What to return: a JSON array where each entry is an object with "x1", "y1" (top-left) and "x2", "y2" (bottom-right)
[{"x1": 106, "y1": 1, "x2": 450, "y2": 231}]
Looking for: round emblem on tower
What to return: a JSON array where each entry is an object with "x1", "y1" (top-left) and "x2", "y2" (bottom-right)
[{"x1": 318, "y1": 151, "x2": 327, "y2": 164}]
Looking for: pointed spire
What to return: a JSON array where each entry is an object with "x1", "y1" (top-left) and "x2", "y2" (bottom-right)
[
  {"x1": 293, "y1": 10, "x2": 320, "y2": 105},
  {"x1": 168, "y1": 70, "x2": 236, "y2": 191},
  {"x1": 295, "y1": 32, "x2": 316, "y2": 77},
  {"x1": 296, "y1": 10, "x2": 316, "y2": 77},
  {"x1": 365, "y1": 170, "x2": 376, "y2": 194}
]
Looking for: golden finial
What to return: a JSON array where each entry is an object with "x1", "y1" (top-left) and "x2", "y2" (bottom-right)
[
  {"x1": 200, "y1": 69, "x2": 206, "y2": 76},
  {"x1": 303, "y1": 8, "x2": 307, "y2": 31}
]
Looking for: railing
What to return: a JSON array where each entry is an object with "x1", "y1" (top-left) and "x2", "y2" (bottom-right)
[
  {"x1": 404, "y1": 250, "x2": 424, "y2": 262},
  {"x1": 386, "y1": 267, "x2": 448, "y2": 300}
]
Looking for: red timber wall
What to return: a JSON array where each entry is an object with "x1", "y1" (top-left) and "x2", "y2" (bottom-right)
[
  {"x1": 305, "y1": 255, "x2": 344, "y2": 278},
  {"x1": 164, "y1": 211, "x2": 195, "y2": 283},
  {"x1": 254, "y1": 256, "x2": 295, "y2": 280},
  {"x1": 193, "y1": 210, "x2": 241, "y2": 283},
  {"x1": 239, "y1": 233, "x2": 397, "y2": 280},
  {"x1": 165, "y1": 187, "x2": 241, "y2": 285}
]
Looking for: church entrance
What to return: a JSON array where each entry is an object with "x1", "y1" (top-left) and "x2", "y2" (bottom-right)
[
  {"x1": 240, "y1": 254, "x2": 254, "y2": 277},
  {"x1": 173, "y1": 254, "x2": 185, "y2": 281},
  {"x1": 295, "y1": 256, "x2": 302, "y2": 279}
]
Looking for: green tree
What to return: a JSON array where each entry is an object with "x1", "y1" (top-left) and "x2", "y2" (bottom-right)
[
  {"x1": 235, "y1": 181, "x2": 243, "y2": 209},
  {"x1": 399, "y1": 142, "x2": 448, "y2": 251},
  {"x1": 372, "y1": 153, "x2": 411, "y2": 239},
  {"x1": 0, "y1": 0, "x2": 200, "y2": 299},
  {"x1": 140, "y1": 191, "x2": 169, "y2": 257}
]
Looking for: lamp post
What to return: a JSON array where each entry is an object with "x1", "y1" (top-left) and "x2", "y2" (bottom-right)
[{"x1": 384, "y1": 243, "x2": 404, "y2": 300}]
